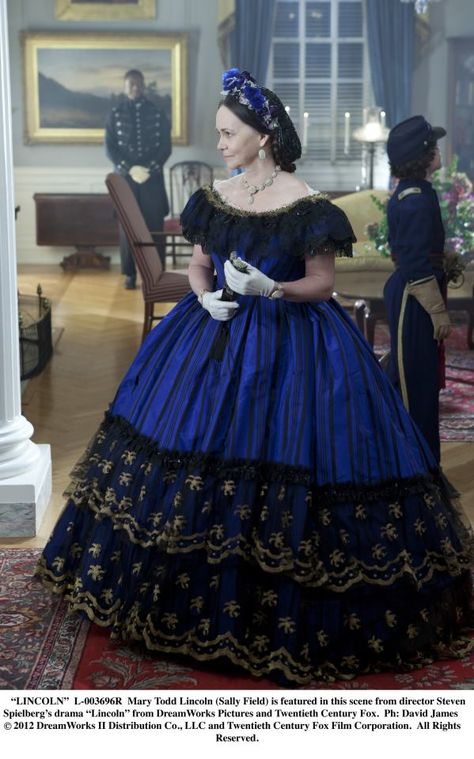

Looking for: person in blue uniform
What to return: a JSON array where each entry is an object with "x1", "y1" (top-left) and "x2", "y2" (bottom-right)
[
  {"x1": 383, "y1": 116, "x2": 451, "y2": 463},
  {"x1": 105, "y1": 69, "x2": 172, "y2": 289},
  {"x1": 36, "y1": 73, "x2": 473, "y2": 687}
]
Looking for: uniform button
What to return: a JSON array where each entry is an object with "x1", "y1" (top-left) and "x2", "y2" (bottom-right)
[{"x1": 118, "y1": 141, "x2": 123, "y2": 145}]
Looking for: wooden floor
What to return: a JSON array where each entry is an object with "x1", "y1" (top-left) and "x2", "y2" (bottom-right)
[{"x1": 1, "y1": 264, "x2": 472, "y2": 548}]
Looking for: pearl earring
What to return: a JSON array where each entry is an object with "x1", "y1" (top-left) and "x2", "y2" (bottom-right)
[{"x1": 258, "y1": 148, "x2": 266, "y2": 160}]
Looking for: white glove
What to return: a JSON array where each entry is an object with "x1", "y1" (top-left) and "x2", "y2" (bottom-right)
[
  {"x1": 224, "y1": 257, "x2": 275, "y2": 297},
  {"x1": 201, "y1": 290, "x2": 239, "y2": 321},
  {"x1": 129, "y1": 165, "x2": 150, "y2": 184}
]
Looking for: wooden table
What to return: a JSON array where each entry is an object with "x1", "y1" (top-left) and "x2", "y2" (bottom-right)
[{"x1": 34, "y1": 193, "x2": 119, "y2": 270}]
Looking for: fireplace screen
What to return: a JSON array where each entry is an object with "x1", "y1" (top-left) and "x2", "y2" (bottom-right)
[{"x1": 19, "y1": 286, "x2": 53, "y2": 380}]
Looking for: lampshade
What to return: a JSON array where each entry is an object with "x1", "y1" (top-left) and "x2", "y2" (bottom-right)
[
  {"x1": 400, "y1": 0, "x2": 443, "y2": 15},
  {"x1": 353, "y1": 107, "x2": 389, "y2": 144},
  {"x1": 353, "y1": 122, "x2": 389, "y2": 143}
]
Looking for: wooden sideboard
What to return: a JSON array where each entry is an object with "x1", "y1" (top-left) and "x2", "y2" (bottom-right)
[{"x1": 34, "y1": 193, "x2": 119, "y2": 270}]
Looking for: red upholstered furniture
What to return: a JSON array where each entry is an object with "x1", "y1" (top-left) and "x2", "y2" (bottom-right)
[{"x1": 106, "y1": 173, "x2": 191, "y2": 342}]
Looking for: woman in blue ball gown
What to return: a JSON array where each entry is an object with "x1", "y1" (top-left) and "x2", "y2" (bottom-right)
[{"x1": 36, "y1": 70, "x2": 473, "y2": 686}]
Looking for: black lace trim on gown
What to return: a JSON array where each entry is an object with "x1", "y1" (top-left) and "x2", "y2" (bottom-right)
[
  {"x1": 179, "y1": 185, "x2": 356, "y2": 259},
  {"x1": 36, "y1": 413, "x2": 474, "y2": 685},
  {"x1": 70, "y1": 411, "x2": 450, "y2": 504}
]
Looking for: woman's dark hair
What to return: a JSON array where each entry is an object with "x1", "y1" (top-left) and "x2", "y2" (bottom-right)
[
  {"x1": 219, "y1": 92, "x2": 301, "y2": 173},
  {"x1": 390, "y1": 141, "x2": 437, "y2": 180}
]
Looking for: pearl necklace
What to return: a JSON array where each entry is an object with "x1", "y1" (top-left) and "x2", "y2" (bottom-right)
[{"x1": 241, "y1": 166, "x2": 281, "y2": 204}]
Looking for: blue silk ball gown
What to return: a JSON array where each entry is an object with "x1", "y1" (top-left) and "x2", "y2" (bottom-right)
[{"x1": 36, "y1": 186, "x2": 474, "y2": 686}]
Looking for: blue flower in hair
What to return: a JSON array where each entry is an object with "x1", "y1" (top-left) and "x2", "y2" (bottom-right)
[
  {"x1": 221, "y1": 67, "x2": 279, "y2": 131},
  {"x1": 224, "y1": 67, "x2": 240, "y2": 79},
  {"x1": 222, "y1": 68, "x2": 240, "y2": 91},
  {"x1": 243, "y1": 84, "x2": 265, "y2": 110},
  {"x1": 222, "y1": 68, "x2": 255, "y2": 92}
]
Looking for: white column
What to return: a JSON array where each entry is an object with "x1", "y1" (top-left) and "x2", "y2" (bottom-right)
[{"x1": 0, "y1": 0, "x2": 51, "y2": 537}]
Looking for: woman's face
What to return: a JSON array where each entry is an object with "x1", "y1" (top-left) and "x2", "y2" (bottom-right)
[
  {"x1": 427, "y1": 144, "x2": 442, "y2": 176},
  {"x1": 215, "y1": 105, "x2": 268, "y2": 170}
]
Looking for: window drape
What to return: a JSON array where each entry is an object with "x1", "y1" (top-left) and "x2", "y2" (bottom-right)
[
  {"x1": 366, "y1": 0, "x2": 415, "y2": 128},
  {"x1": 230, "y1": 0, "x2": 277, "y2": 84}
]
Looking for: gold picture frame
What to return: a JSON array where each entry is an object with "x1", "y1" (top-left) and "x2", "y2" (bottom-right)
[
  {"x1": 23, "y1": 32, "x2": 187, "y2": 144},
  {"x1": 55, "y1": 1, "x2": 156, "y2": 21}
]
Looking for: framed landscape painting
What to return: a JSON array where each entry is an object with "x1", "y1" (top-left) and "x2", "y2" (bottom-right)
[
  {"x1": 55, "y1": 0, "x2": 156, "y2": 21},
  {"x1": 23, "y1": 33, "x2": 187, "y2": 144}
]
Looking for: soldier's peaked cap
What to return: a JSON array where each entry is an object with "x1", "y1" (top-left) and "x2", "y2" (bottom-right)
[{"x1": 387, "y1": 115, "x2": 446, "y2": 165}]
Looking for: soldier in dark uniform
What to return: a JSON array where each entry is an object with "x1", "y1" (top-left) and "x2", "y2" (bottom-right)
[
  {"x1": 383, "y1": 115, "x2": 451, "y2": 463},
  {"x1": 105, "y1": 69, "x2": 172, "y2": 288}
]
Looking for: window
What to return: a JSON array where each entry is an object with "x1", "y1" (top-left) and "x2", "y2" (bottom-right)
[{"x1": 269, "y1": 0, "x2": 371, "y2": 168}]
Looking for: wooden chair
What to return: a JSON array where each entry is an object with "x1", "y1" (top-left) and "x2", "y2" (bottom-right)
[
  {"x1": 106, "y1": 173, "x2": 191, "y2": 342},
  {"x1": 157, "y1": 161, "x2": 214, "y2": 266},
  {"x1": 332, "y1": 291, "x2": 367, "y2": 335}
]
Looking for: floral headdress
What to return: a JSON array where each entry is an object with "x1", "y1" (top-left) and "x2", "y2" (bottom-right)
[{"x1": 221, "y1": 68, "x2": 279, "y2": 131}]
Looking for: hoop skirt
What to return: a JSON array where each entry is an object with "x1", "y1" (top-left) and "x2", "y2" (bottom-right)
[{"x1": 36, "y1": 187, "x2": 473, "y2": 685}]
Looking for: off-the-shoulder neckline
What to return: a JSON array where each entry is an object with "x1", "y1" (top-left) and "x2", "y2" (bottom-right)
[{"x1": 202, "y1": 184, "x2": 330, "y2": 218}]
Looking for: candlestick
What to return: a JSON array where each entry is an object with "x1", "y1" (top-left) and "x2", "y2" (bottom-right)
[
  {"x1": 302, "y1": 111, "x2": 309, "y2": 152},
  {"x1": 344, "y1": 111, "x2": 350, "y2": 154}
]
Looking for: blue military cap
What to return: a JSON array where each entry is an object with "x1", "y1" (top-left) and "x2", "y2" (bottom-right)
[{"x1": 387, "y1": 115, "x2": 446, "y2": 165}]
